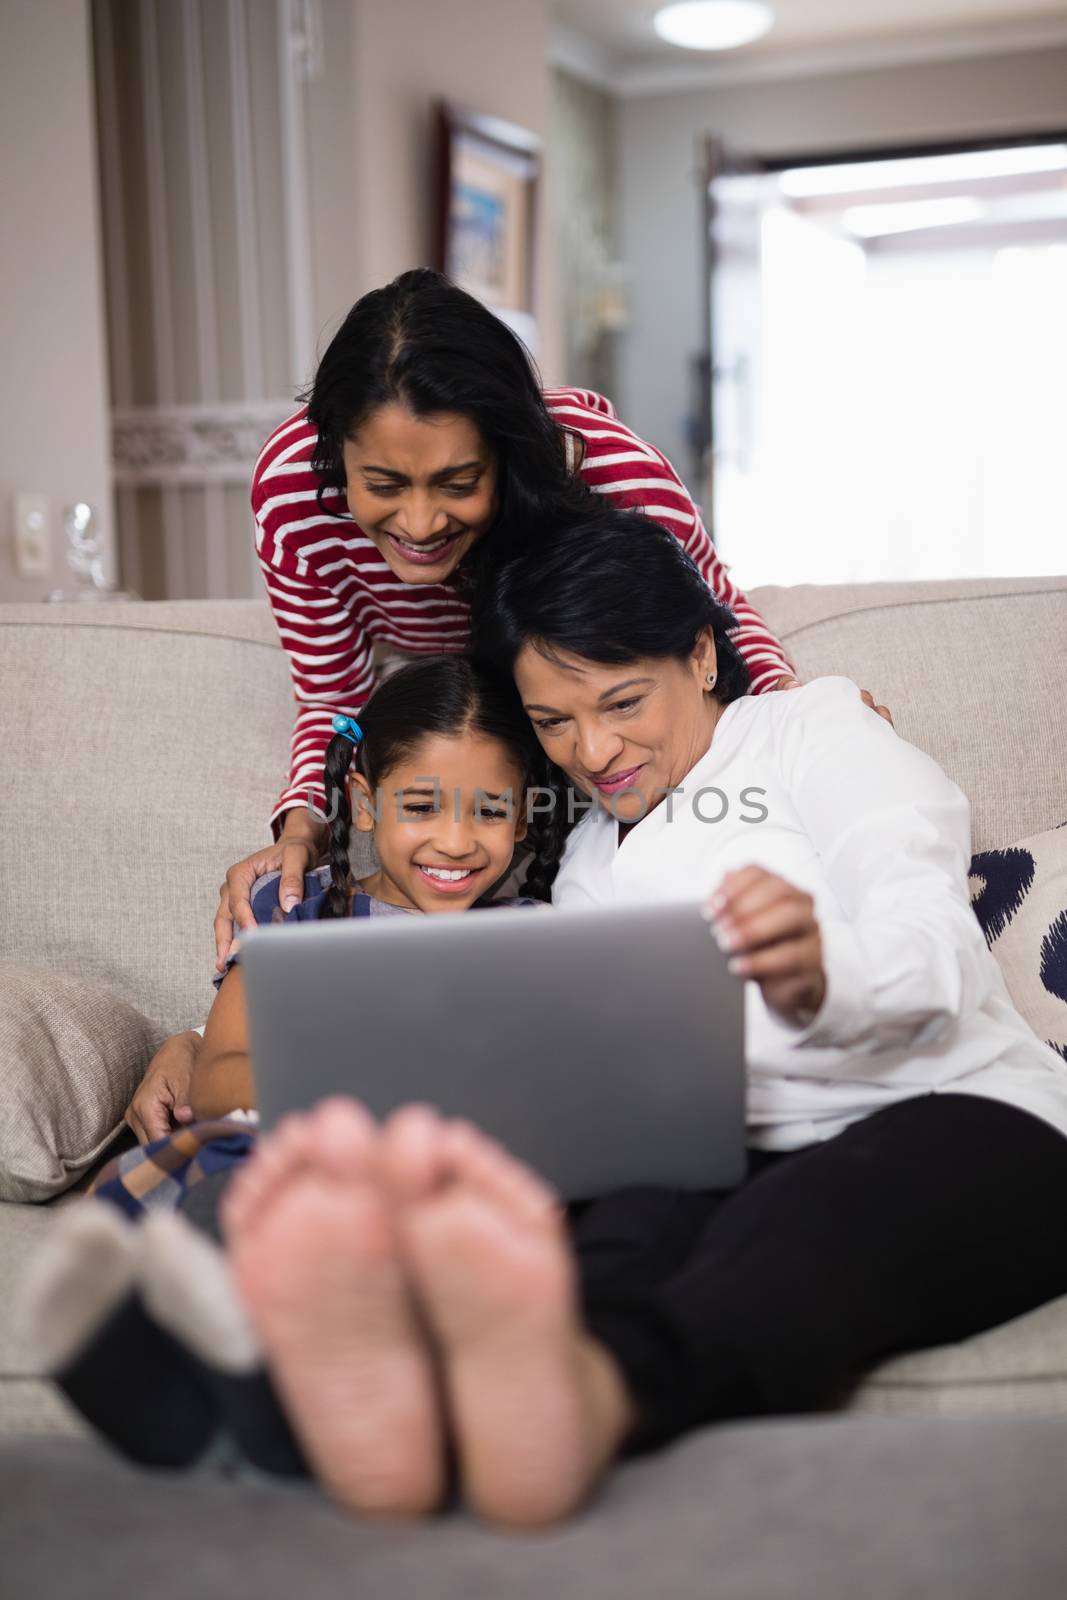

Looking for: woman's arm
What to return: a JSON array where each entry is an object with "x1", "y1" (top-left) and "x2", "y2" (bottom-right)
[
  {"x1": 681, "y1": 511, "x2": 795, "y2": 694},
  {"x1": 773, "y1": 676, "x2": 994, "y2": 1055},
  {"x1": 256, "y1": 557, "x2": 375, "y2": 834},
  {"x1": 189, "y1": 967, "x2": 255, "y2": 1120},
  {"x1": 259, "y1": 556, "x2": 375, "y2": 832},
  {"x1": 212, "y1": 555, "x2": 365, "y2": 957},
  {"x1": 251, "y1": 411, "x2": 376, "y2": 832},
  {"x1": 211, "y1": 417, "x2": 375, "y2": 964}
]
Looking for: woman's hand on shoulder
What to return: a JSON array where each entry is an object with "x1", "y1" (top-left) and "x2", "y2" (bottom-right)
[
  {"x1": 705, "y1": 866, "x2": 826, "y2": 1029},
  {"x1": 859, "y1": 688, "x2": 894, "y2": 726},
  {"x1": 771, "y1": 675, "x2": 893, "y2": 727},
  {"x1": 214, "y1": 810, "x2": 326, "y2": 971}
]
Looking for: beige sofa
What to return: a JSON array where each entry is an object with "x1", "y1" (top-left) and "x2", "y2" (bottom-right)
[{"x1": 2, "y1": 575, "x2": 1067, "y2": 1442}]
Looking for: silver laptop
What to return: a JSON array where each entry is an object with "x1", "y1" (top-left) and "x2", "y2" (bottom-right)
[{"x1": 239, "y1": 899, "x2": 746, "y2": 1198}]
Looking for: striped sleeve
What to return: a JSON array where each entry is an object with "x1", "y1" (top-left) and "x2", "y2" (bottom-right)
[
  {"x1": 256, "y1": 549, "x2": 375, "y2": 830},
  {"x1": 684, "y1": 517, "x2": 795, "y2": 695},
  {"x1": 552, "y1": 391, "x2": 794, "y2": 695},
  {"x1": 252, "y1": 413, "x2": 375, "y2": 831}
]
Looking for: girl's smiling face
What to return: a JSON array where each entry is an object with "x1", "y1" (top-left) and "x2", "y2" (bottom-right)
[
  {"x1": 343, "y1": 404, "x2": 497, "y2": 584},
  {"x1": 350, "y1": 731, "x2": 527, "y2": 912},
  {"x1": 513, "y1": 634, "x2": 723, "y2": 826}
]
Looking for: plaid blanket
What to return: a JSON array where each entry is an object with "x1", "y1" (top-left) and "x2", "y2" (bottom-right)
[{"x1": 91, "y1": 1115, "x2": 259, "y2": 1221}]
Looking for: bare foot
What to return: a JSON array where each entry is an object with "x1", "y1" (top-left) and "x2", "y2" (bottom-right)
[
  {"x1": 389, "y1": 1117, "x2": 636, "y2": 1526},
  {"x1": 221, "y1": 1098, "x2": 445, "y2": 1515}
]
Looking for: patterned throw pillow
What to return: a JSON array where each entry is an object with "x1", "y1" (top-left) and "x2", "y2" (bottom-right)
[{"x1": 969, "y1": 823, "x2": 1067, "y2": 1061}]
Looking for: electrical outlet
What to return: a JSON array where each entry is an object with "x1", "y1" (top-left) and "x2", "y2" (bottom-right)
[{"x1": 14, "y1": 492, "x2": 52, "y2": 578}]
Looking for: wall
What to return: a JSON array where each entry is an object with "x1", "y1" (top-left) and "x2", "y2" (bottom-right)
[
  {"x1": 91, "y1": 0, "x2": 561, "y2": 602},
  {"x1": 0, "y1": 0, "x2": 113, "y2": 601},
  {"x1": 93, "y1": 0, "x2": 305, "y2": 601},
  {"x1": 334, "y1": 0, "x2": 560, "y2": 380},
  {"x1": 551, "y1": 67, "x2": 620, "y2": 400},
  {"x1": 618, "y1": 45, "x2": 1067, "y2": 484},
  {"x1": 305, "y1": 0, "x2": 362, "y2": 353}
]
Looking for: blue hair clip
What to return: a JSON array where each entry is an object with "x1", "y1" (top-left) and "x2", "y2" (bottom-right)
[{"x1": 332, "y1": 715, "x2": 364, "y2": 745}]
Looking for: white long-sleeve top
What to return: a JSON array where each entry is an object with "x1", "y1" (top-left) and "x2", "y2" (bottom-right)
[{"x1": 552, "y1": 676, "x2": 1067, "y2": 1151}]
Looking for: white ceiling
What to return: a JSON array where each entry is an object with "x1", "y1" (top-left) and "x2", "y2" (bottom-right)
[{"x1": 553, "y1": 0, "x2": 1067, "y2": 87}]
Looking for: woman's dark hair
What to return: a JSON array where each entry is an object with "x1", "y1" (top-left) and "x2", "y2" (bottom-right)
[
  {"x1": 470, "y1": 507, "x2": 751, "y2": 896},
  {"x1": 322, "y1": 655, "x2": 557, "y2": 916},
  {"x1": 303, "y1": 269, "x2": 594, "y2": 580}
]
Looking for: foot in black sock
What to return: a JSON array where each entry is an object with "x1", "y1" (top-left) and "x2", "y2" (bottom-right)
[
  {"x1": 203, "y1": 1367, "x2": 308, "y2": 1477},
  {"x1": 141, "y1": 1211, "x2": 309, "y2": 1477},
  {"x1": 56, "y1": 1292, "x2": 219, "y2": 1467},
  {"x1": 21, "y1": 1203, "x2": 218, "y2": 1468}
]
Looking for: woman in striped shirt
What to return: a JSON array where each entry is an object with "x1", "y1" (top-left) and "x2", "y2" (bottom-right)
[{"x1": 214, "y1": 268, "x2": 798, "y2": 968}]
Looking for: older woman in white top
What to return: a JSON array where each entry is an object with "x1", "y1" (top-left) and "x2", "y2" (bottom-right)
[
  {"x1": 434, "y1": 505, "x2": 1067, "y2": 1521},
  {"x1": 548, "y1": 665, "x2": 1067, "y2": 1151}
]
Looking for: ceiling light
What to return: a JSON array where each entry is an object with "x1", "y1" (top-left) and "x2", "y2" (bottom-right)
[
  {"x1": 842, "y1": 198, "x2": 986, "y2": 239},
  {"x1": 653, "y1": 2, "x2": 774, "y2": 52}
]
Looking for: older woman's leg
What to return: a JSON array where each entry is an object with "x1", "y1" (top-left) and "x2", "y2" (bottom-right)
[{"x1": 580, "y1": 1094, "x2": 1067, "y2": 1449}]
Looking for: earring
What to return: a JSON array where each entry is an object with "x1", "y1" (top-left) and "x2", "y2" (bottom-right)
[{"x1": 706, "y1": 671, "x2": 717, "y2": 689}]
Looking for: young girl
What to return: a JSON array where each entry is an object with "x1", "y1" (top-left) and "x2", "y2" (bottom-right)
[
  {"x1": 22, "y1": 657, "x2": 549, "y2": 1477},
  {"x1": 99, "y1": 655, "x2": 546, "y2": 1213}
]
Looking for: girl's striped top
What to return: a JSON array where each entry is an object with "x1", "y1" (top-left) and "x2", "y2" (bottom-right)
[{"x1": 252, "y1": 387, "x2": 793, "y2": 829}]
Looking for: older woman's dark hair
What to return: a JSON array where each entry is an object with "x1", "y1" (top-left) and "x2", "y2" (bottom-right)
[
  {"x1": 470, "y1": 508, "x2": 750, "y2": 895},
  {"x1": 304, "y1": 269, "x2": 592, "y2": 578},
  {"x1": 472, "y1": 508, "x2": 749, "y2": 697}
]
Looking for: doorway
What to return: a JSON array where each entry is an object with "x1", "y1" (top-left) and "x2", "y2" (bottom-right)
[{"x1": 705, "y1": 136, "x2": 1067, "y2": 587}]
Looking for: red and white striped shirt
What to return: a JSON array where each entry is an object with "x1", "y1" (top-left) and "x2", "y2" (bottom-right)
[{"x1": 252, "y1": 388, "x2": 792, "y2": 828}]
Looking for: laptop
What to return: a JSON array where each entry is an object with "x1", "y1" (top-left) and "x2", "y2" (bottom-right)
[{"x1": 239, "y1": 898, "x2": 746, "y2": 1198}]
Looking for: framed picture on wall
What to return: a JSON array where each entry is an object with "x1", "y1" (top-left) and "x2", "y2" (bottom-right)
[{"x1": 435, "y1": 102, "x2": 541, "y2": 353}]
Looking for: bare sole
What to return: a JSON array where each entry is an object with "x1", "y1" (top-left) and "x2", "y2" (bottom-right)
[
  {"x1": 224, "y1": 1104, "x2": 445, "y2": 1515},
  {"x1": 400, "y1": 1124, "x2": 630, "y2": 1526}
]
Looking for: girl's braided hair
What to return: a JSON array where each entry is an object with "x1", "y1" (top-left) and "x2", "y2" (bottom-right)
[
  {"x1": 321, "y1": 655, "x2": 555, "y2": 918},
  {"x1": 518, "y1": 760, "x2": 581, "y2": 905}
]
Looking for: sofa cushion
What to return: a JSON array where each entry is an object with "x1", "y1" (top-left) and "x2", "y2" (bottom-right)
[
  {"x1": 3, "y1": 583, "x2": 1064, "y2": 1029},
  {"x1": 849, "y1": 1292, "x2": 1067, "y2": 1416},
  {"x1": 0, "y1": 603, "x2": 294, "y2": 1035},
  {"x1": 4, "y1": 1419, "x2": 1067, "y2": 1599},
  {"x1": 969, "y1": 823, "x2": 1067, "y2": 1060},
  {"x1": 754, "y1": 576, "x2": 1067, "y2": 851},
  {"x1": 0, "y1": 965, "x2": 160, "y2": 1201}
]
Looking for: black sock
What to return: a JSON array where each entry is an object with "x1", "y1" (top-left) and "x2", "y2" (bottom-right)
[
  {"x1": 55, "y1": 1292, "x2": 219, "y2": 1469},
  {"x1": 202, "y1": 1366, "x2": 310, "y2": 1479}
]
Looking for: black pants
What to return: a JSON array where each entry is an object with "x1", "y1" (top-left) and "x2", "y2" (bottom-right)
[{"x1": 574, "y1": 1094, "x2": 1067, "y2": 1450}]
